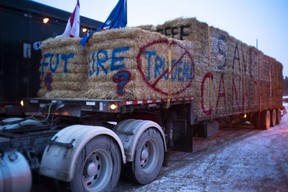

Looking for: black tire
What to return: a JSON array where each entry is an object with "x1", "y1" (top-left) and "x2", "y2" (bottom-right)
[
  {"x1": 125, "y1": 128, "x2": 164, "y2": 185},
  {"x1": 260, "y1": 110, "x2": 271, "y2": 130},
  {"x1": 165, "y1": 111, "x2": 177, "y2": 148},
  {"x1": 251, "y1": 112, "x2": 260, "y2": 129},
  {"x1": 69, "y1": 136, "x2": 121, "y2": 192},
  {"x1": 270, "y1": 109, "x2": 276, "y2": 127},
  {"x1": 276, "y1": 108, "x2": 281, "y2": 124}
]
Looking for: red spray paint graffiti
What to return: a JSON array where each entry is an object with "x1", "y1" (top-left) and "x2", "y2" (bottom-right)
[{"x1": 137, "y1": 39, "x2": 195, "y2": 96}]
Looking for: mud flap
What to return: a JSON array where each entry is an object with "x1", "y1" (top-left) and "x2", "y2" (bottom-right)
[{"x1": 173, "y1": 119, "x2": 194, "y2": 152}]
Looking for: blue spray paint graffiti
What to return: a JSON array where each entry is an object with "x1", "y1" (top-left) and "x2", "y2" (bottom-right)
[
  {"x1": 44, "y1": 72, "x2": 53, "y2": 91},
  {"x1": 113, "y1": 70, "x2": 131, "y2": 96},
  {"x1": 88, "y1": 42, "x2": 194, "y2": 96},
  {"x1": 137, "y1": 39, "x2": 195, "y2": 96},
  {"x1": 89, "y1": 47, "x2": 130, "y2": 76},
  {"x1": 143, "y1": 50, "x2": 193, "y2": 82},
  {"x1": 41, "y1": 53, "x2": 74, "y2": 77}
]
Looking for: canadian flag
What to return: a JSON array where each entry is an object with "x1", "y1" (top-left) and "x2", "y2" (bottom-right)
[{"x1": 57, "y1": 0, "x2": 80, "y2": 38}]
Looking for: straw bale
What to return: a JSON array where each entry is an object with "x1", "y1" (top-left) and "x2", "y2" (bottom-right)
[
  {"x1": 37, "y1": 17, "x2": 282, "y2": 121},
  {"x1": 156, "y1": 17, "x2": 209, "y2": 56},
  {"x1": 40, "y1": 81, "x2": 82, "y2": 91},
  {"x1": 150, "y1": 17, "x2": 282, "y2": 118},
  {"x1": 85, "y1": 27, "x2": 195, "y2": 100},
  {"x1": 41, "y1": 37, "x2": 83, "y2": 50},
  {"x1": 87, "y1": 47, "x2": 140, "y2": 60},
  {"x1": 87, "y1": 28, "x2": 166, "y2": 49},
  {"x1": 52, "y1": 82, "x2": 82, "y2": 91},
  {"x1": 41, "y1": 47, "x2": 85, "y2": 55},
  {"x1": 38, "y1": 36, "x2": 87, "y2": 98},
  {"x1": 37, "y1": 88, "x2": 46, "y2": 97},
  {"x1": 86, "y1": 28, "x2": 146, "y2": 44},
  {"x1": 40, "y1": 54, "x2": 86, "y2": 64},
  {"x1": 40, "y1": 63, "x2": 87, "y2": 74},
  {"x1": 40, "y1": 90, "x2": 82, "y2": 98},
  {"x1": 39, "y1": 72, "x2": 87, "y2": 82},
  {"x1": 84, "y1": 82, "x2": 137, "y2": 99},
  {"x1": 88, "y1": 67, "x2": 138, "y2": 82},
  {"x1": 134, "y1": 25, "x2": 157, "y2": 32}
]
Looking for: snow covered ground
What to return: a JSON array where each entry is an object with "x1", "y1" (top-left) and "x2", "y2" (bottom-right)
[{"x1": 117, "y1": 105, "x2": 288, "y2": 191}]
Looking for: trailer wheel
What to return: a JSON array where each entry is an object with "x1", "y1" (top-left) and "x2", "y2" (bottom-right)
[
  {"x1": 69, "y1": 135, "x2": 121, "y2": 192},
  {"x1": 260, "y1": 110, "x2": 271, "y2": 130},
  {"x1": 276, "y1": 108, "x2": 281, "y2": 124},
  {"x1": 270, "y1": 109, "x2": 276, "y2": 127},
  {"x1": 125, "y1": 128, "x2": 164, "y2": 185},
  {"x1": 251, "y1": 112, "x2": 260, "y2": 129}
]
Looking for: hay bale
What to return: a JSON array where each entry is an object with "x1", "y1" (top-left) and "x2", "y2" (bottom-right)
[
  {"x1": 134, "y1": 25, "x2": 156, "y2": 32},
  {"x1": 156, "y1": 18, "x2": 209, "y2": 58},
  {"x1": 84, "y1": 28, "x2": 195, "y2": 100},
  {"x1": 38, "y1": 37, "x2": 87, "y2": 98},
  {"x1": 36, "y1": 17, "x2": 282, "y2": 121},
  {"x1": 148, "y1": 17, "x2": 282, "y2": 119},
  {"x1": 38, "y1": 90, "x2": 83, "y2": 98}
]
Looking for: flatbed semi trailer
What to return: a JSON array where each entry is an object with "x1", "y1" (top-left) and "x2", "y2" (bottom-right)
[{"x1": 0, "y1": 18, "x2": 283, "y2": 192}]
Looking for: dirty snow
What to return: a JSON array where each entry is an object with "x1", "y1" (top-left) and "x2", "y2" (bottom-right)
[{"x1": 117, "y1": 107, "x2": 288, "y2": 191}]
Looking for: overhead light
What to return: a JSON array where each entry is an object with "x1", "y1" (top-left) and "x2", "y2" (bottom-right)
[
  {"x1": 43, "y1": 18, "x2": 49, "y2": 24},
  {"x1": 20, "y1": 100, "x2": 24, "y2": 107}
]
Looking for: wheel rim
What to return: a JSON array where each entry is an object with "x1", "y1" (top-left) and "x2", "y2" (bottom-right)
[
  {"x1": 140, "y1": 139, "x2": 158, "y2": 173},
  {"x1": 82, "y1": 149, "x2": 113, "y2": 191}
]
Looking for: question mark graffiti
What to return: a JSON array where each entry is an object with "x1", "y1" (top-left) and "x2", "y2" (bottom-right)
[
  {"x1": 113, "y1": 70, "x2": 131, "y2": 96},
  {"x1": 44, "y1": 72, "x2": 53, "y2": 91}
]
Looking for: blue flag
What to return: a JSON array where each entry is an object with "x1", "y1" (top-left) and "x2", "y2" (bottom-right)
[{"x1": 80, "y1": 0, "x2": 127, "y2": 46}]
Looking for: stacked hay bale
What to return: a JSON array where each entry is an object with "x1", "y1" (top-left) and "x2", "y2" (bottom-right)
[
  {"x1": 38, "y1": 38, "x2": 87, "y2": 98},
  {"x1": 156, "y1": 18, "x2": 212, "y2": 117},
  {"x1": 155, "y1": 18, "x2": 241, "y2": 118},
  {"x1": 36, "y1": 17, "x2": 283, "y2": 121},
  {"x1": 153, "y1": 17, "x2": 282, "y2": 119},
  {"x1": 135, "y1": 25, "x2": 156, "y2": 32},
  {"x1": 273, "y1": 57, "x2": 284, "y2": 107},
  {"x1": 83, "y1": 28, "x2": 194, "y2": 100}
]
